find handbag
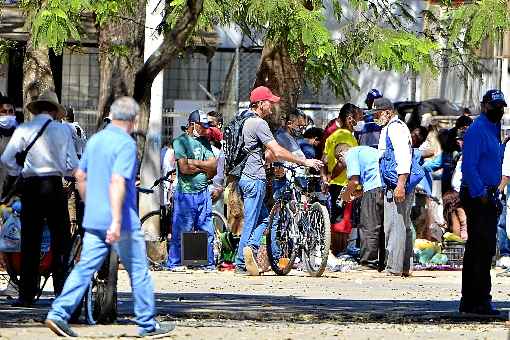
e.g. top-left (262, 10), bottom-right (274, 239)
top-left (379, 120), bottom-right (424, 193)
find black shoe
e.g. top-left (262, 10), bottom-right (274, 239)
top-left (138, 322), bottom-right (176, 338)
top-left (234, 266), bottom-right (248, 275)
top-left (11, 298), bottom-right (33, 307)
top-left (45, 318), bottom-right (78, 337)
top-left (459, 302), bottom-right (501, 316)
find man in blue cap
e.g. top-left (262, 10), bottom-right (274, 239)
top-left (460, 89), bottom-right (507, 316)
top-left (365, 89), bottom-right (383, 110)
top-left (166, 109), bottom-right (217, 270)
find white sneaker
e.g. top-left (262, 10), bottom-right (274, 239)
top-left (0, 280), bottom-right (18, 298)
top-left (243, 246), bottom-right (260, 276)
top-left (497, 256), bottom-right (510, 269)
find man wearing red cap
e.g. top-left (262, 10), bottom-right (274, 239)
top-left (234, 86), bottom-right (322, 276)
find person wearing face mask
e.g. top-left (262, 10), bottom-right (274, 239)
top-left (459, 89), bottom-right (507, 316)
top-left (273, 110), bottom-right (308, 199)
top-left (165, 109), bottom-right (218, 271)
top-left (355, 109), bottom-right (383, 148)
top-left (318, 103), bottom-right (360, 159)
top-left (375, 97), bottom-right (415, 278)
top-left (1, 90), bottom-right (78, 307)
top-left (321, 106), bottom-right (359, 254)
top-left (0, 94), bottom-right (18, 198)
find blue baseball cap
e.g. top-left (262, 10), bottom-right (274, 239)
top-left (181, 109), bottom-right (210, 131)
top-left (482, 89), bottom-right (507, 106)
top-left (366, 89), bottom-right (383, 101)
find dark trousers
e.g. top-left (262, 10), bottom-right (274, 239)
top-left (460, 188), bottom-right (498, 306)
top-left (20, 176), bottom-right (71, 302)
top-left (359, 187), bottom-right (385, 270)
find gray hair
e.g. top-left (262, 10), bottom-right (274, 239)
top-left (110, 97), bottom-right (140, 121)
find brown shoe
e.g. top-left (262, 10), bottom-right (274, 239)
top-left (243, 246), bottom-right (260, 276)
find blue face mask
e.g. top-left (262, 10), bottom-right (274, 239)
top-left (0, 115), bottom-right (17, 130)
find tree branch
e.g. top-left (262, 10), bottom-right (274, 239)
top-left (133, 0), bottom-right (204, 103)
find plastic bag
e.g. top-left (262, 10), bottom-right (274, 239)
top-left (0, 211), bottom-right (21, 252)
top-left (430, 253), bottom-right (448, 265)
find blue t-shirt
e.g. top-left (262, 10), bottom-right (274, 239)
top-left (297, 138), bottom-right (317, 159)
top-left (345, 146), bottom-right (382, 192)
top-left (80, 125), bottom-right (140, 231)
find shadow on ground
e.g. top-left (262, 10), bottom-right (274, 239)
top-left (0, 292), bottom-right (508, 326)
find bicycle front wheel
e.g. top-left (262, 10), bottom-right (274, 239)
top-left (84, 250), bottom-right (118, 325)
top-left (266, 202), bottom-right (298, 276)
top-left (303, 202), bottom-right (331, 277)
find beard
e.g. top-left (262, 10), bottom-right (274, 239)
top-left (486, 109), bottom-right (504, 123)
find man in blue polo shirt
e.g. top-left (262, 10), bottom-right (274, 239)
top-left (342, 146), bottom-right (384, 271)
top-left (460, 89), bottom-right (506, 316)
top-left (46, 97), bottom-right (173, 337)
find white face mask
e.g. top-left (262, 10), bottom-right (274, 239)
top-left (192, 124), bottom-right (201, 138)
top-left (0, 115), bottom-right (17, 130)
top-left (353, 120), bottom-right (365, 132)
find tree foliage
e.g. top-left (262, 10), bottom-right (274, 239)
top-left (423, 0), bottom-right (510, 78)
top-left (7, 0), bottom-right (510, 99)
top-left (165, 0), bottom-right (440, 98)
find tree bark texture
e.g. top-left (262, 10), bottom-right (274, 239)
top-left (96, 0), bottom-right (146, 128)
top-left (254, 41), bottom-right (305, 130)
top-left (132, 0), bottom-right (205, 137)
top-left (22, 38), bottom-right (55, 120)
top-left (96, 0), bottom-right (204, 160)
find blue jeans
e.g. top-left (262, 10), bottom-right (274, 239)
top-left (235, 177), bottom-right (269, 267)
top-left (47, 229), bottom-right (156, 334)
top-left (167, 189), bottom-right (215, 268)
top-left (497, 197), bottom-right (510, 256)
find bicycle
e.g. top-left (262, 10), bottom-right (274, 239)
top-left (266, 165), bottom-right (331, 277)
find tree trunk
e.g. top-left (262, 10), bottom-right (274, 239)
top-left (22, 39), bottom-right (55, 120)
top-left (96, 0), bottom-right (146, 129)
top-left (254, 41), bottom-right (305, 130)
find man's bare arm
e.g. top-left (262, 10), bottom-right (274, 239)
top-left (177, 158), bottom-right (203, 175)
top-left (106, 174), bottom-right (126, 244)
top-left (75, 169), bottom-right (87, 201)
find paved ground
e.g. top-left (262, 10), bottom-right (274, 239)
top-left (0, 268), bottom-right (509, 339)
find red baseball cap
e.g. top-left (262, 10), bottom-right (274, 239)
top-left (249, 86), bottom-right (280, 104)
top-left (207, 126), bottom-right (223, 142)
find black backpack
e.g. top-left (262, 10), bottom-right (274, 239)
top-left (224, 110), bottom-right (257, 178)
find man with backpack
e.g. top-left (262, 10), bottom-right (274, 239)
top-left (224, 86), bottom-right (322, 276)
top-left (376, 97), bottom-right (421, 277)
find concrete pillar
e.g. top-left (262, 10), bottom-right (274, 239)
top-left (139, 0), bottom-right (164, 242)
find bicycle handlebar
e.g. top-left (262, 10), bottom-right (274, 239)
top-left (273, 163), bottom-right (321, 178)
top-left (138, 187), bottom-right (154, 195)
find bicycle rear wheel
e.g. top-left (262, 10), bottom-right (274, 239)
top-left (303, 202), bottom-right (331, 277)
top-left (266, 202), bottom-right (298, 276)
top-left (84, 250), bottom-right (118, 325)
